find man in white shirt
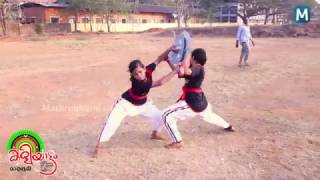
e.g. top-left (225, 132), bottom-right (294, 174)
top-left (236, 18), bottom-right (255, 66)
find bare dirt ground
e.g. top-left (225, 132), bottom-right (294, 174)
top-left (0, 34), bottom-right (319, 180)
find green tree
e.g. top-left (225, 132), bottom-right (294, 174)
top-left (200, 0), bottom-right (220, 23)
top-left (174, 0), bottom-right (184, 28)
top-left (201, 0), bottom-right (273, 23)
top-left (181, 0), bottom-right (202, 27)
top-left (200, 0), bottom-right (264, 23)
top-left (251, 0), bottom-right (287, 24)
top-left (0, 0), bottom-right (23, 36)
top-left (58, 0), bottom-right (89, 32)
top-left (210, 0), bottom-right (318, 24)
top-left (97, 0), bottom-right (129, 32)
top-left (59, 0), bottom-right (130, 33)
top-left (254, 0), bottom-right (317, 24)
top-left (0, 0), bottom-right (7, 35)
top-left (137, 0), bottom-right (175, 6)
top-left (86, 0), bottom-right (100, 32)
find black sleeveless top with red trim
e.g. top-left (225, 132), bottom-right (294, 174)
top-left (179, 65), bottom-right (208, 112)
top-left (122, 63), bottom-right (156, 105)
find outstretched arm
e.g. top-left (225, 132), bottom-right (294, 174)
top-left (152, 66), bottom-right (179, 88)
top-left (250, 38), bottom-right (255, 46)
top-left (166, 59), bottom-right (176, 71)
top-left (152, 47), bottom-right (172, 65)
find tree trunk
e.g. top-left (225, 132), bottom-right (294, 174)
top-left (0, 20), bottom-right (5, 36)
top-left (235, 11), bottom-right (246, 24)
top-left (17, 20), bottom-right (21, 36)
top-left (243, 2), bottom-right (247, 18)
top-left (106, 14), bottom-right (111, 33)
top-left (177, 15), bottom-right (181, 28)
top-left (100, 15), bottom-right (104, 32)
top-left (107, 22), bottom-right (110, 33)
top-left (0, 4), bottom-right (6, 36)
top-left (74, 11), bottom-right (78, 32)
top-left (235, 4), bottom-right (247, 24)
top-left (17, 4), bottom-right (22, 36)
top-left (175, 0), bottom-right (181, 29)
top-left (89, 12), bottom-right (93, 32)
top-left (184, 16), bottom-right (189, 28)
top-left (272, 13), bottom-right (276, 24)
top-left (264, 9), bottom-right (269, 25)
top-left (264, 15), bottom-right (269, 25)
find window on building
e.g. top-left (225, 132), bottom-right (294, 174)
top-left (122, 19), bottom-right (126, 23)
top-left (82, 17), bottom-right (90, 23)
top-left (50, 17), bottom-right (60, 24)
top-left (142, 19), bottom-right (147, 23)
top-left (222, 7), bottom-right (229, 14)
top-left (96, 18), bottom-right (103, 23)
top-left (30, 17), bottom-right (36, 23)
top-left (24, 18), bottom-right (31, 24)
top-left (216, 7), bottom-right (222, 14)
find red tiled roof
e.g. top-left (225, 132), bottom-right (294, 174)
top-left (8, 0), bottom-right (57, 3)
top-left (21, 2), bottom-right (67, 8)
top-left (15, 1), bottom-right (177, 15)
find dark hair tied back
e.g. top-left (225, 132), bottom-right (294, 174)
top-left (128, 59), bottom-right (144, 81)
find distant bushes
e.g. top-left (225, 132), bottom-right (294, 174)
top-left (34, 24), bottom-right (44, 34)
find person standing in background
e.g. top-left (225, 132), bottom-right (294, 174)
top-left (236, 18), bottom-right (255, 67)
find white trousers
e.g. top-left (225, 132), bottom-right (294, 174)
top-left (99, 98), bottom-right (162, 142)
top-left (162, 100), bottom-right (230, 143)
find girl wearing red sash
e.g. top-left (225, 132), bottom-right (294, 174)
top-left (162, 48), bottom-right (234, 149)
top-left (95, 47), bottom-right (178, 153)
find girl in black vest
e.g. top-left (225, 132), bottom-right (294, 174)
top-left (95, 47), bottom-right (178, 155)
top-left (162, 48), bottom-right (234, 149)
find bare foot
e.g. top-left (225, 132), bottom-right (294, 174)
top-left (92, 144), bottom-right (99, 158)
top-left (150, 131), bottom-right (166, 141)
top-left (238, 63), bottom-right (242, 67)
top-left (165, 142), bottom-right (183, 149)
top-left (244, 63), bottom-right (249, 66)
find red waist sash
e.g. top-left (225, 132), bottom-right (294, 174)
top-left (128, 89), bottom-right (147, 100)
top-left (178, 85), bottom-right (202, 101)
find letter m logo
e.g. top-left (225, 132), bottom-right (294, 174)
top-left (293, 5), bottom-right (311, 24)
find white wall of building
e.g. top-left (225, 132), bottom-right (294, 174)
top-left (70, 22), bottom-right (237, 32)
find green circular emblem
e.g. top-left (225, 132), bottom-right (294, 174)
top-left (6, 130), bottom-right (44, 153)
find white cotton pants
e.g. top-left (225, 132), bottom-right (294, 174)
top-left (162, 100), bottom-right (230, 143)
top-left (99, 97), bottom-right (163, 142)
